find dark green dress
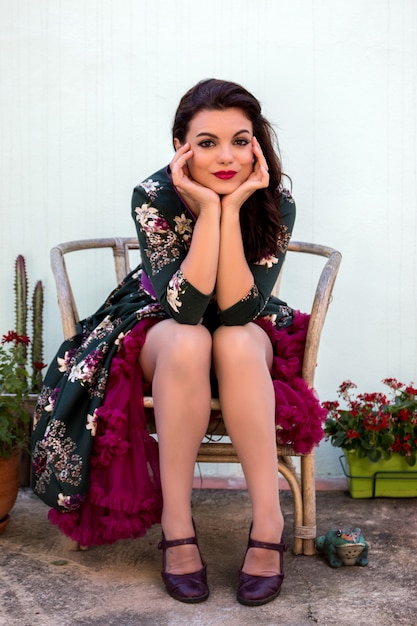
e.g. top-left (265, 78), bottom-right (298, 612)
top-left (31, 167), bottom-right (326, 546)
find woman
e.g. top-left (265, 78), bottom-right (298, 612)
top-left (32, 79), bottom-right (325, 607)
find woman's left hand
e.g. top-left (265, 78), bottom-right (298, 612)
top-left (221, 137), bottom-right (269, 212)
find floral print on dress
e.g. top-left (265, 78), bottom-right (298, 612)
top-left (167, 269), bottom-right (187, 313)
top-left (33, 385), bottom-right (57, 429)
top-left (86, 410), bottom-right (98, 436)
top-left (57, 492), bottom-right (85, 511)
top-left (240, 284), bottom-right (259, 303)
top-left (174, 213), bottom-right (193, 247)
top-left (276, 224), bottom-right (291, 254)
top-left (67, 347), bottom-right (106, 387)
top-left (139, 178), bottom-right (161, 199)
top-left (278, 185), bottom-right (295, 203)
top-left (256, 255), bottom-right (279, 269)
top-left (54, 316), bottom-right (119, 400)
top-left (263, 305), bottom-right (294, 328)
top-left (82, 315), bottom-right (117, 345)
top-left (135, 203), bottom-right (184, 274)
top-left (137, 302), bottom-right (165, 320)
top-left (135, 203), bottom-right (170, 234)
top-left (32, 419), bottom-right (84, 494)
top-left (57, 349), bottom-right (78, 373)
top-left (91, 366), bottom-right (108, 400)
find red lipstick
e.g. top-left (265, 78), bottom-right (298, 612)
top-left (213, 171), bottom-right (237, 180)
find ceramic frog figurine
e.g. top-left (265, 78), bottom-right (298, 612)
top-left (315, 528), bottom-right (369, 568)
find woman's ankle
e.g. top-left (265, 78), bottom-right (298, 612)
top-left (163, 544), bottom-right (203, 575)
top-left (161, 511), bottom-right (195, 540)
top-left (251, 513), bottom-right (284, 543)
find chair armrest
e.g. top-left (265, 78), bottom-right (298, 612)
top-left (287, 242), bottom-right (342, 387)
top-left (50, 245), bottom-right (79, 339)
top-left (50, 237), bottom-right (138, 339)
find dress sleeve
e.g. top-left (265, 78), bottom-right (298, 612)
top-left (131, 181), bottom-right (212, 324)
top-left (220, 190), bottom-right (296, 326)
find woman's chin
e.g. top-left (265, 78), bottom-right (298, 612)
top-left (207, 179), bottom-right (242, 195)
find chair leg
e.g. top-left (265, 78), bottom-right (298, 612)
top-left (277, 459), bottom-right (303, 555)
top-left (300, 452), bottom-right (316, 555)
top-left (66, 539), bottom-right (88, 551)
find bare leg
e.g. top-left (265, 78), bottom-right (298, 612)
top-left (140, 319), bottom-right (212, 574)
top-left (213, 323), bottom-right (284, 576)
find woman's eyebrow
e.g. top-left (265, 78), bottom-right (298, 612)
top-left (195, 129), bottom-right (252, 139)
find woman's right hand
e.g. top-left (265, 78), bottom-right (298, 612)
top-left (170, 143), bottom-right (220, 215)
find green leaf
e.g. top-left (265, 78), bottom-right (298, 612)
top-left (405, 453), bottom-right (416, 467)
top-left (367, 448), bottom-right (382, 463)
top-left (334, 431), bottom-right (346, 447)
top-left (381, 433), bottom-right (395, 448)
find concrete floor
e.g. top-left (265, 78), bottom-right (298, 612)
top-left (1, 487), bottom-right (416, 626)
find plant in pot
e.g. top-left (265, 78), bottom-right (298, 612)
top-left (0, 256), bottom-right (46, 534)
top-left (323, 379), bottom-right (417, 498)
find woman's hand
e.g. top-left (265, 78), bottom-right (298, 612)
top-left (170, 143), bottom-right (220, 214)
top-left (221, 137), bottom-right (269, 213)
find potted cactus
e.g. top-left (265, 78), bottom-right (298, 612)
top-left (0, 256), bottom-right (45, 534)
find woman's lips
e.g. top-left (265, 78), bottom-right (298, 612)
top-left (213, 171), bottom-right (237, 180)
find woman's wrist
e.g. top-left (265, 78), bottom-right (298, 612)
top-left (198, 200), bottom-right (222, 217)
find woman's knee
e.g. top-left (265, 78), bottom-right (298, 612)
top-left (141, 320), bottom-right (212, 381)
top-left (171, 322), bottom-right (212, 362)
top-left (153, 320), bottom-right (212, 366)
top-left (212, 323), bottom-right (272, 370)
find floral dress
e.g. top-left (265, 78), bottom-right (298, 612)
top-left (31, 166), bottom-right (326, 546)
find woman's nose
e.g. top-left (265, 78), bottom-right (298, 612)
top-left (217, 144), bottom-right (233, 164)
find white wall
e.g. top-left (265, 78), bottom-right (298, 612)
top-left (1, 0), bottom-right (416, 479)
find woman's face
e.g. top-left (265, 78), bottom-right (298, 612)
top-left (175, 108), bottom-right (254, 195)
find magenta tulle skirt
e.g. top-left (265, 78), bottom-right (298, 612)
top-left (48, 311), bottom-right (326, 546)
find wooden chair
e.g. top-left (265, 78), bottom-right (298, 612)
top-left (50, 237), bottom-right (341, 555)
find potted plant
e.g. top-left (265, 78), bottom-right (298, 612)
top-left (0, 256), bottom-right (45, 534)
top-left (323, 379), bottom-right (417, 498)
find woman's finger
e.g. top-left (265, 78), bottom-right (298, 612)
top-left (252, 137), bottom-right (269, 172)
top-left (170, 143), bottom-right (192, 171)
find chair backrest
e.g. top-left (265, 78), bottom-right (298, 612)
top-left (50, 238), bottom-right (341, 388)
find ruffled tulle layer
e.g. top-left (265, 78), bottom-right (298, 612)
top-left (49, 318), bottom-right (162, 546)
top-left (255, 312), bottom-right (327, 455)
top-left (49, 311), bottom-right (326, 546)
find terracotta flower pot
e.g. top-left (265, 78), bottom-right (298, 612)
top-left (0, 449), bottom-right (20, 534)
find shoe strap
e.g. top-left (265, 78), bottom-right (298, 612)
top-left (158, 535), bottom-right (198, 550)
top-left (248, 537), bottom-right (287, 553)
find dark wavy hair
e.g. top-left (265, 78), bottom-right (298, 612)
top-left (172, 78), bottom-right (284, 261)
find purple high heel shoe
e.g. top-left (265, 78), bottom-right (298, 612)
top-left (158, 523), bottom-right (209, 604)
top-left (237, 526), bottom-right (287, 606)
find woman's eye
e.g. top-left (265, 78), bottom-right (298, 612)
top-left (198, 140), bottom-right (215, 148)
top-left (235, 138), bottom-right (250, 146)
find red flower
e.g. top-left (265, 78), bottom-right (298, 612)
top-left (1, 330), bottom-right (30, 345)
top-left (339, 380), bottom-right (357, 395)
top-left (382, 377), bottom-right (402, 390)
top-left (346, 429), bottom-right (361, 439)
top-left (2, 331), bottom-right (18, 343)
top-left (322, 400), bottom-right (339, 411)
top-left (33, 361), bottom-right (48, 371)
top-left (398, 408), bottom-right (411, 422)
top-left (324, 378), bottom-right (417, 464)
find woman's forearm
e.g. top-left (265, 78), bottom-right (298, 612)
top-left (180, 204), bottom-right (221, 295)
top-left (215, 208), bottom-right (253, 310)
